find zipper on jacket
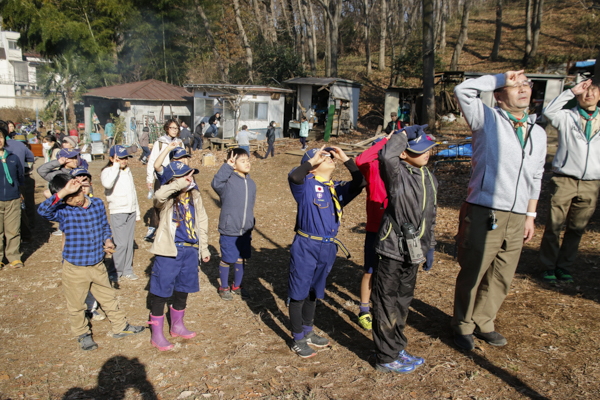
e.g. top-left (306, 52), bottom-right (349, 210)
top-left (510, 123), bottom-right (533, 212)
top-left (582, 142), bottom-right (590, 180)
top-left (241, 178), bottom-right (248, 235)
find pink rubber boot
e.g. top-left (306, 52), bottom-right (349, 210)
top-left (148, 314), bottom-right (174, 351)
top-left (169, 306), bottom-right (196, 339)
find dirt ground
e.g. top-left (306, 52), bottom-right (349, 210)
top-left (1, 132), bottom-right (600, 400)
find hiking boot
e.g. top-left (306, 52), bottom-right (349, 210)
top-left (112, 323), bottom-right (145, 339)
top-left (555, 267), bottom-right (573, 283)
top-left (219, 287), bottom-right (233, 301)
top-left (399, 349), bottom-right (424, 367)
top-left (231, 285), bottom-right (251, 299)
top-left (375, 359), bottom-right (415, 374)
top-left (291, 337), bottom-right (316, 358)
top-left (78, 333), bottom-right (98, 351)
top-left (305, 331), bottom-right (330, 348)
top-left (454, 333), bottom-right (475, 350)
top-left (474, 330), bottom-right (507, 347)
top-left (358, 312), bottom-right (373, 330)
top-left (543, 270), bottom-right (557, 284)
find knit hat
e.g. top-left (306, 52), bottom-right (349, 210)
top-left (62, 136), bottom-right (78, 148)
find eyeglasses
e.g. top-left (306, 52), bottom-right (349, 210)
top-left (168, 126), bottom-right (178, 130)
top-left (510, 80), bottom-right (534, 89)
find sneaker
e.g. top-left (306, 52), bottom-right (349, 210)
top-left (144, 227), bottom-right (156, 242)
top-left (91, 310), bottom-right (105, 321)
top-left (555, 267), bottom-right (573, 283)
top-left (454, 333), bottom-right (475, 350)
top-left (112, 323), bottom-right (145, 339)
top-left (7, 260), bottom-right (24, 269)
top-left (375, 359), bottom-right (415, 374)
top-left (543, 270), bottom-right (557, 284)
top-left (291, 337), bottom-right (316, 358)
top-left (219, 287), bottom-right (233, 301)
top-left (124, 274), bottom-right (139, 281)
top-left (231, 286), bottom-right (251, 299)
top-left (474, 330), bottom-right (507, 347)
top-left (78, 333), bottom-right (98, 351)
top-left (304, 331), bottom-right (330, 348)
top-left (399, 349), bottom-right (424, 367)
top-left (52, 230), bottom-right (63, 236)
top-left (358, 312), bottom-right (373, 330)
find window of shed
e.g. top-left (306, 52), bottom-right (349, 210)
top-left (8, 41), bottom-right (19, 50)
top-left (240, 102), bottom-right (268, 120)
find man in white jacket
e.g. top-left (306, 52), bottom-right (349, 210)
top-left (102, 145), bottom-right (141, 280)
top-left (539, 79), bottom-right (600, 284)
top-left (452, 70), bottom-right (547, 350)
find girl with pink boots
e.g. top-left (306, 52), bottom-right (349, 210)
top-left (147, 161), bottom-right (211, 351)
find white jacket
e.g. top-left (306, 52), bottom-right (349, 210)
top-left (146, 135), bottom-right (183, 184)
top-left (101, 163), bottom-right (141, 219)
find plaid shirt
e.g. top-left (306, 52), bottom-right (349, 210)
top-left (38, 195), bottom-right (113, 266)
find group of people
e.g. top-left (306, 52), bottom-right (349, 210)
top-left (0, 71), bottom-right (597, 373)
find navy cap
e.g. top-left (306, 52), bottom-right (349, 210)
top-left (406, 134), bottom-right (437, 154)
top-left (58, 148), bottom-right (80, 158)
top-left (70, 168), bottom-right (91, 179)
top-left (109, 145), bottom-right (132, 158)
top-left (162, 161), bottom-right (199, 183)
top-left (169, 147), bottom-right (190, 160)
top-left (300, 148), bottom-right (334, 165)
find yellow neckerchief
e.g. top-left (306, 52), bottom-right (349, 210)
top-left (313, 175), bottom-right (342, 221)
top-left (178, 192), bottom-right (197, 240)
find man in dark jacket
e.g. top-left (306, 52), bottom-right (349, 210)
top-left (205, 113), bottom-right (221, 138)
top-left (179, 122), bottom-right (193, 154)
top-left (138, 127), bottom-right (150, 164)
top-left (372, 125), bottom-right (438, 374)
top-left (193, 122), bottom-right (205, 151)
top-left (265, 121), bottom-right (276, 158)
top-left (384, 112), bottom-right (404, 134)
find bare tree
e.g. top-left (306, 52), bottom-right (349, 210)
top-left (296, 0), bottom-right (307, 64)
top-left (423, 0), bottom-right (436, 128)
top-left (490, 0), bottom-right (502, 61)
top-left (363, 0), bottom-right (373, 75)
top-left (524, 0), bottom-right (532, 60)
top-left (252, 0), bottom-right (267, 42)
top-left (194, 0), bottom-right (228, 82)
top-left (439, 0), bottom-right (448, 51)
top-left (232, 0), bottom-right (254, 82)
top-left (379, 0), bottom-right (387, 70)
top-left (318, 0), bottom-right (342, 77)
top-left (266, 0), bottom-right (279, 43)
top-left (523, 0), bottom-right (543, 65)
top-left (280, 0), bottom-right (294, 39)
top-left (302, 0), bottom-right (317, 73)
top-left (449, 0), bottom-right (471, 71)
top-left (309, 1), bottom-right (318, 66)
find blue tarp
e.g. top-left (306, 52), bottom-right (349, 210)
top-left (575, 60), bottom-right (596, 68)
top-left (437, 143), bottom-right (473, 157)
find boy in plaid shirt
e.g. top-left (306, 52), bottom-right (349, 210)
top-left (38, 174), bottom-right (145, 351)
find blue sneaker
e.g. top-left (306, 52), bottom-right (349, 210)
top-left (399, 349), bottom-right (424, 367)
top-left (375, 359), bottom-right (415, 374)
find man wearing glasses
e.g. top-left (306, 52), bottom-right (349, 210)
top-left (539, 79), bottom-right (600, 284)
top-left (451, 71), bottom-right (547, 350)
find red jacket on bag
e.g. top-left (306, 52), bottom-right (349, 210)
top-left (355, 138), bottom-right (389, 233)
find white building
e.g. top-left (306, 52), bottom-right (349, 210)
top-left (0, 29), bottom-right (46, 110)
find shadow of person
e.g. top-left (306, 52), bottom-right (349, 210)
top-left (61, 356), bottom-right (157, 400)
top-left (23, 203), bottom-right (58, 262)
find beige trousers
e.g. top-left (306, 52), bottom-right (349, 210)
top-left (0, 198), bottom-right (22, 263)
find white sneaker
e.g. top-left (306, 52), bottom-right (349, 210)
top-left (124, 274), bottom-right (139, 281)
top-left (91, 310), bottom-right (105, 321)
top-left (52, 230), bottom-right (63, 236)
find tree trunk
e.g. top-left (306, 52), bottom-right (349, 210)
top-left (490, 0), bottom-right (502, 61)
top-left (195, 0), bottom-right (228, 82)
top-left (318, 0), bottom-right (339, 76)
top-left (252, 0), bottom-right (267, 42)
top-left (280, 0), bottom-right (294, 40)
top-left (423, 0), bottom-right (436, 128)
top-left (66, 86), bottom-right (76, 129)
top-left (379, 0), bottom-right (387, 70)
top-left (302, 0), bottom-right (317, 73)
top-left (296, 0), bottom-right (307, 65)
top-left (309, 1), bottom-right (318, 66)
top-left (439, 0), bottom-right (447, 51)
top-left (267, 0), bottom-right (279, 43)
top-left (529, 0), bottom-right (543, 60)
top-left (449, 0), bottom-right (471, 71)
top-left (325, 10), bottom-right (331, 76)
top-left (286, 0), bottom-right (299, 47)
top-left (524, 0), bottom-right (532, 63)
top-left (363, 0), bottom-right (372, 75)
top-left (232, 0), bottom-right (254, 83)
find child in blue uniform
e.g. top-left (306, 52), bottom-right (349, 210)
top-left (288, 145), bottom-right (366, 358)
top-left (211, 148), bottom-right (257, 300)
top-left (148, 162), bottom-right (211, 351)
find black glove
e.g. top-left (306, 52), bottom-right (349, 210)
top-left (401, 124), bottom-right (429, 141)
top-left (423, 248), bottom-right (434, 271)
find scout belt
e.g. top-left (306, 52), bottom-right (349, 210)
top-left (296, 230), bottom-right (351, 259)
top-left (175, 242), bottom-right (199, 249)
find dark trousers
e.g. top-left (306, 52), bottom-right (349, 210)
top-left (372, 256), bottom-right (418, 364)
top-left (300, 137), bottom-right (306, 148)
top-left (20, 174), bottom-right (35, 240)
top-left (192, 137), bottom-right (203, 151)
top-left (266, 142), bottom-right (275, 158)
top-left (140, 146), bottom-right (150, 160)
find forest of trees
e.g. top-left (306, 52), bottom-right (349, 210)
top-left (1, 0), bottom-right (598, 126)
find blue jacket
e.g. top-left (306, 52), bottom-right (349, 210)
top-left (211, 163), bottom-right (257, 236)
top-left (0, 150), bottom-right (24, 201)
top-left (5, 140), bottom-right (34, 173)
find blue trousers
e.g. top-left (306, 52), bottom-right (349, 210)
top-left (288, 234), bottom-right (337, 301)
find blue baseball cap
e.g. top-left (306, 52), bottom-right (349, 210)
top-left (169, 147), bottom-right (190, 160)
top-left (162, 161), bottom-right (199, 183)
top-left (406, 134), bottom-right (437, 154)
top-left (109, 145), bottom-right (132, 158)
top-left (300, 147), bottom-right (335, 165)
top-left (70, 168), bottom-right (91, 179)
top-left (58, 148), bottom-right (80, 158)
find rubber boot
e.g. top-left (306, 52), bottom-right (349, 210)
top-left (169, 306), bottom-right (196, 339)
top-left (148, 314), bottom-right (174, 351)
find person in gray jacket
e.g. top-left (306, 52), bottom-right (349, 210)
top-left (539, 79), bottom-right (600, 284)
top-left (452, 70), bottom-right (547, 350)
top-left (211, 148), bottom-right (257, 301)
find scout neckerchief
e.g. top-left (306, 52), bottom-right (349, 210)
top-left (578, 106), bottom-right (599, 142)
top-left (314, 175), bottom-right (342, 221)
top-left (506, 111), bottom-right (528, 148)
top-left (1, 151), bottom-right (13, 185)
top-left (177, 192), bottom-right (197, 241)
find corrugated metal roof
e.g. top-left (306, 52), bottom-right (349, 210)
top-left (83, 79), bottom-right (192, 101)
top-left (283, 77), bottom-right (362, 87)
top-left (183, 83), bottom-right (293, 94)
